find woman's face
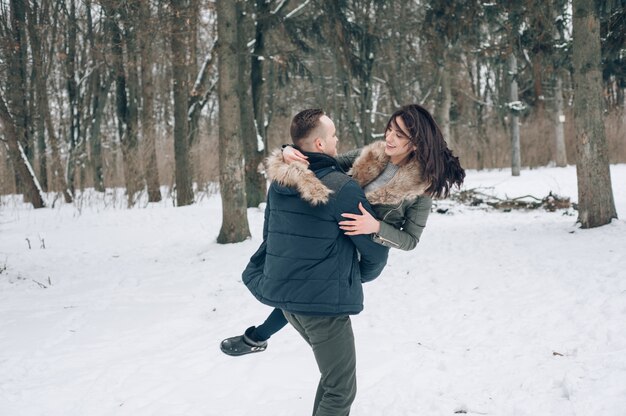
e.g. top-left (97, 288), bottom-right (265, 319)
top-left (384, 116), bottom-right (416, 163)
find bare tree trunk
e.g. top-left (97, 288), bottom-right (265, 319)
top-left (139, 2), bottom-right (161, 203)
top-left (473, 55), bottom-right (488, 170)
top-left (85, 0), bottom-right (108, 192)
top-left (104, 5), bottom-right (144, 205)
top-left (186, 0), bottom-right (202, 148)
top-left (265, 59), bottom-right (276, 138)
top-left (64, 0), bottom-right (79, 195)
top-left (217, 0), bottom-right (251, 243)
top-left (572, 0), bottom-right (617, 228)
top-left (0, 93), bottom-right (45, 208)
top-left (27, 0), bottom-right (48, 192)
top-left (554, 76), bottom-right (567, 167)
top-left (6, 0), bottom-right (32, 198)
top-left (170, 0), bottom-right (194, 206)
top-left (323, 0), bottom-right (362, 147)
top-left (436, 58), bottom-right (452, 144)
top-left (124, 20), bottom-right (143, 206)
top-left (35, 96), bottom-right (48, 191)
top-left (509, 52), bottom-right (521, 176)
top-left (342, 74), bottom-right (361, 147)
top-left (359, 31), bottom-right (376, 145)
top-left (88, 71), bottom-right (112, 193)
top-left (25, 0), bottom-right (71, 203)
top-left (239, 2), bottom-right (265, 208)
top-left (552, 4), bottom-right (568, 169)
top-left (532, 50), bottom-right (544, 116)
top-left (360, 72), bottom-right (373, 145)
top-left (44, 103), bottom-right (73, 202)
top-left (251, 0), bottom-right (269, 145)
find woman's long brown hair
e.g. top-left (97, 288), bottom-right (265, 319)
top-left (386, 104), bottom-right (465, 198)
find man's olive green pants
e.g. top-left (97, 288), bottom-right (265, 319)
top-left (284, 312), bottom-right (357, 416)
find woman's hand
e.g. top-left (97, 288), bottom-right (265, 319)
top-left (339, 202), bottom-right (381, 235)
top-left (282, 145), bottom-right (309, 165)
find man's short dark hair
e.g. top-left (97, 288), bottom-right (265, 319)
top-left (290, 109), bottom-right (324, 145)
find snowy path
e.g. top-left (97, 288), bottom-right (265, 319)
top-left (1, 165), bottom-right (625, 416)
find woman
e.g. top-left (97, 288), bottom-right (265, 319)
top-left (221, 104), bottom-right (465, 356)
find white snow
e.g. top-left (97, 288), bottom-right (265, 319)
top-left (507, 101), bottom-right (527, 112)
top-left (284, 0), bottom-right (311, 20)
top-left (1, 164), bottom-right (625, 416)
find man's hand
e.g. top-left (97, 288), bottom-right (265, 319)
top-left (339, 202), bottom-right (381, 235)
top-left (283, 145), bottom-right (309, 165)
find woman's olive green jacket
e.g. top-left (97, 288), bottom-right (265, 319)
top-left (277, 141), bottom-right (432, 251)
top-left (338, 141), bottom-right (431, 251)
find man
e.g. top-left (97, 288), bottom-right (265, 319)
top-left (242, 109), bottom-right (389, 416)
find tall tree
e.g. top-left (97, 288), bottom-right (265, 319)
top-left (0, 92), bottom-right (46, 208)
top-left (85, 0), bottom-right (110, 193)
top-left (599, 0), bottom-right (626, 110)
top-left (5, 0), bottom-right (31, 197)
top-left (122, 3), bottom-right (144, 205)
top-left (553, 75), bottom-right (567, 167)
top-left (319, 0), bottom-right (385, 147)
top-left (524, 0), bottom-right (554, 116)
top-left (63, 0), bottom-right (80, 195)
top-left (103, 2), bottom-right (145, 205)
top-left (572, 0), bottom-right (617, 228)
top-left (169, 0), bottom-right (194, 206)
top-left (26, 0), bottom-right (47, 191)
top-left (45, 1), bottom-right (73, 202)
top-left (551, 2), bottom-right (569, 167)
top-left (138, 1), bottom-right (162, 203)
top-left (239, 1), bottom-right (265, 208)
top-left (243, 0), bottom-right (285, 208)
top-left (423, 0), bottom-right (483, 146)
top-left (216, 0), bottom-right (251, 243)
top-left (508, 52), bottom-right (521, 176)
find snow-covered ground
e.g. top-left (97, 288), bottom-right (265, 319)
top-left (1, 164), bottom-right (625, 416)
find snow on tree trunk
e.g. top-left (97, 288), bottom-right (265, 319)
top-left (572, 0), bottom-right (617, 228)
top-left (0, 93), bottom-right (46, 208)
top-left (240, 2), bottom-right (267, 208)
top-left (17, 142), bottom-right (46, 203)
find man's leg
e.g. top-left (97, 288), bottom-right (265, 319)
top-left (284, 312), bottom-right (357, 416)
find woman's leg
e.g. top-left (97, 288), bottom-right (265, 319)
top-left (249, 307), bottom-right (289, 341)
top-left (220, 308), bottom-right (288, 356)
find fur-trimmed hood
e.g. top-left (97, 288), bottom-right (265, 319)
top-left (266, 141), bottom-right (429, 206)
top-left (266, 149), bottom-right (333, 205)
top-left (349, 141), bottom-right (428, 205)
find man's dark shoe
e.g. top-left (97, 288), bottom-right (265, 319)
top-left (220, 326), bottom-right (268, 356)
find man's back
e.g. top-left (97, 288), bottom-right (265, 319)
top-left (243, 151), bottom-right (388, 316)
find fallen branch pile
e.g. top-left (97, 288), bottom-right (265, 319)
top-left (448, 188), bottom-right (572, 212)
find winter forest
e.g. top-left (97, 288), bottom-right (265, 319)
top-left (1, 0), bottom-right (626, 415)
top-left (0, 0), bottom-right (624, 225)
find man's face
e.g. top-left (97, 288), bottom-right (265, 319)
top-left (317, 115), bottom-right (339, 157)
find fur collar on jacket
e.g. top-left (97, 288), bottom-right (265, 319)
top-left (266, 141), bottom-right (428, 206)
top-left (348, 141), bottom-right (428, 205)
top-left (266, 149), bottom-right (333, 205)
